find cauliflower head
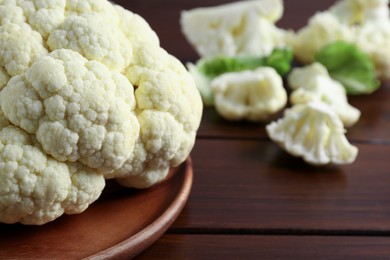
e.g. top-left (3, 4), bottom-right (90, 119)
top-left (211, 67), bottom-right (287, 122)
top-left (180, 0), bottom-right (288, 58)
top-left (266, 102), bottom-right (358, 165)
top-left (0, 0), bottom-right (203, 223)
top-left (288, 63), bottom-right (361, 127)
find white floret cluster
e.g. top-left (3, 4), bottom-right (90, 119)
top-left (181, 0), bottom-right (288, 58)
top-left (265, 62), bottom-right (359, 166)
top-left (181, 0), bottom-right (366, 166)
top-left (0, 0), bottom-right (203, 225)
top-left (293, 0), bottom-right (390, 79)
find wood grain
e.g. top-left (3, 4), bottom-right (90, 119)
top-left (171, 139), bottom-right (390, 232)
top-left (137, 234), bottom-right (390, 259)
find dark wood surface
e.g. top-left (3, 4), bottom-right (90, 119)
top-left (112, 0), bottom-right (390, 258)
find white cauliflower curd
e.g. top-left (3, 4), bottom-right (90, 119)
top-left (288, 63), bottom-right (361, 127)
top-left (0, 109), bottom-right (105, 224)
top-left (0, 0), bottom-right (203, 224)
top-left (292, 0), bottom-right (390, 79)
top-left (180, 0), bottom-right (289, 58)
top-left (211, 67), bottom-right (287, 122)
top-left (266, 102), bottom-right (358, 166)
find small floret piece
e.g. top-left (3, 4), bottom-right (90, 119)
top-left (292, 12), bottom-right (354, 64)
top-left (266, 102), bottom-right (358, 165)
top-left (355, 23), bottom-right (390, 79)
top-left (187, 49), bottom-right (293, 106)
top-left (180, 0), bottom-right (288, 58)
top-left (211, 67), bottom-right (287, 122)
top-left (292, 0), bottom-right (390, 79)
top-left (0, 23), bottom-right (48, 77)
top-left (288, 63), bottom-right (361, 127)
top-left (329, 0), bottom-right (390, 25)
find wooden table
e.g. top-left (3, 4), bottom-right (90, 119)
top-left (113, 0), bottom-right (390, 258)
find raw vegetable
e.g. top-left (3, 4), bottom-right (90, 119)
top-left (266, 101), bottom-right (358, 166)
top-left (292, 0), bottom-right (390, 79)
top-left (211, 67), bottom-right (287, 122)
top-left (329, 0), bottom-right (389, 25)
top-left (188, 49), bottom-right (293, 106)
top-left (315, 41), bottom-right (380, 95)
top-left (288, 63), bottom-right (361, 127)
top-left (0, 0), bottom-right (203, 225)
top-left (180, 0), bottom-right (289, 58)
top-left (0, 109), bottom-right (105, 225)
top-left (292, 12), bottom-right (354, 64)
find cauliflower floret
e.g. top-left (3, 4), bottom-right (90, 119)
top-left (180, 0), bottom-right (288, 58)
top-left (355, 23), bottom-right (390, 79)
top-left (292, 0), bottom-right (390, 78)
top-left (13, 0), bottom-right (67, 38)
top-left (288, 62), bottom-right (328, 90)
top-left (114, 5), bottom-right (160, 48)
top-left (0, 111), bottom-right (105, 225)
top-left (0, 2), bottom-right (25, 26)
top-left (266, 102), bottom-right (358, 165)
top-left (111, 45), bottom-right (202, 188)
top-left (0, 23), bottom-right (48, 77)
top-left (329, 0), bottom-right (390, 25)
top-left (66, 0), bottom-right (119, 23)
top-left (48, 14), bottom-right (132, 72)
top-left (211, 67), bottom-right (287, 122)
top-left (1, 49), bottom-right (140, 174)
top-left (292, 12), bottom-right (354, 63)
top-left (288, 63), bottom-right (361, 127)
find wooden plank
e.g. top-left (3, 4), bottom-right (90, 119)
top-left (171, 139), bottom-right (390, 231)
top-left (137, 234), bottom-right (390, 259)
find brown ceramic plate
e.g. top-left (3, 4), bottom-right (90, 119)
top-left (0, 157), bottom-right (193, 259)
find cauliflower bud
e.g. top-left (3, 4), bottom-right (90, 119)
top-left (0, 0), bottom-right (203, 223)
top-left (180, 0), bottom-right (288, 58)
top-left (266, 102), bottom-right (358, 165)
top-left (112, 43), bottom-right (203, 188)
top-left (292, 0), bottom-right (390, 78)
top-left (211, 67), bottom-right (287, 122)
top-left (288, 63), bottom-right (361, 128)
top-left (0, 110), bottom-right (105, 225)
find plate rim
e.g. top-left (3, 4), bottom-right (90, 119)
top-left (85, 157), bottom-right (193, 259)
